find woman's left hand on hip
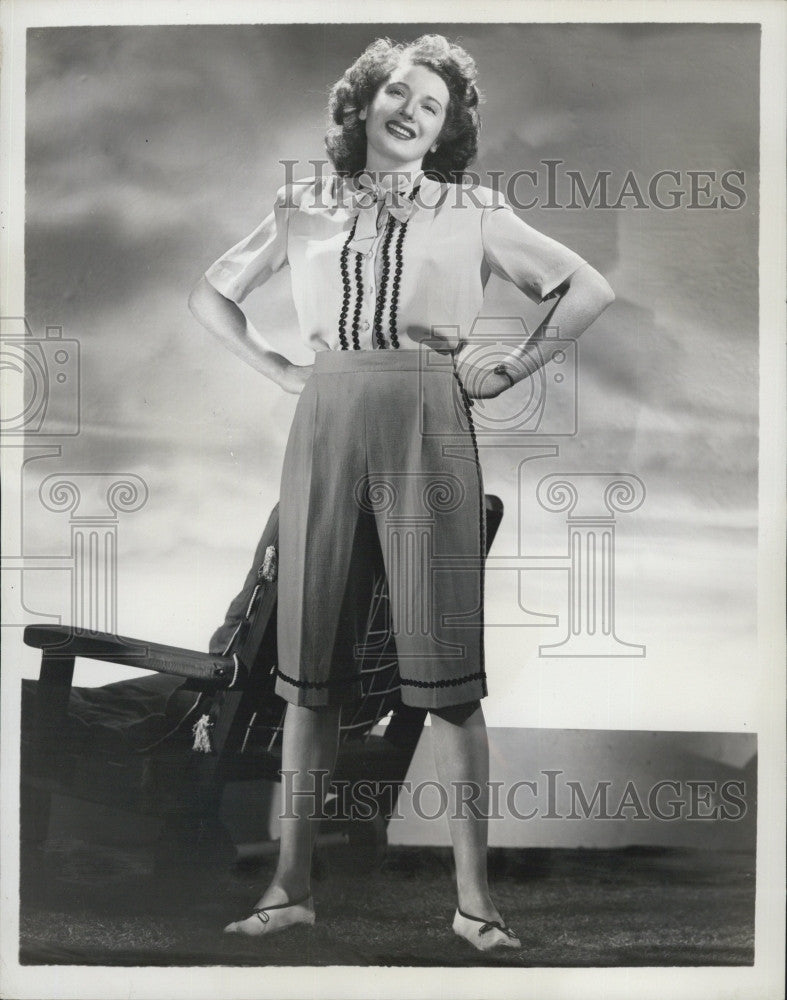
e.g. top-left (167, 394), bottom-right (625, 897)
top-left (455, 360), bottom-right (516, 399)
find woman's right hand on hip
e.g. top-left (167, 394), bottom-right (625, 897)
top-left (278, 362), bottom-right (315, 394)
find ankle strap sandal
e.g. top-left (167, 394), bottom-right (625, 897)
top-left (453, 907), bottom-right (522, 951)
top-left (253, 891), bottom-right (313, 925)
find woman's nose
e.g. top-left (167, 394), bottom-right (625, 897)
top-left (398, 103), bottom-right (415, 120)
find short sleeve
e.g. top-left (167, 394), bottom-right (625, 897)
top-left (204, 184), bottom-right (291, 304)
top-left (481, 193), bottom-right (587, 305)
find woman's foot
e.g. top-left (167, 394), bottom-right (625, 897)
top-left (452, 907), bottom-right (521, 952)
top-left (456, 889), bottom-right (504, 928)
top-left (224, 889), bottom-right (315, 938)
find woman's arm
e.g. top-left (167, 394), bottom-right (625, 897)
top-left (455, 262), bottom-right (615, 399)
top-left (188, 276), bottom-right (313, 394)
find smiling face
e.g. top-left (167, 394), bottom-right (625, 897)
top-left (361, 59), bottom-right (450, 173)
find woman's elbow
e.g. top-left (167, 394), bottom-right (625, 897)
top-left (588, 265), bottom-right (615, 307)
top-left (596, 275), bottom-right (615, 310)
top-left (188, 275), bottom-right (217, 321)
top-left (570, 264), bottom-right (615, 311)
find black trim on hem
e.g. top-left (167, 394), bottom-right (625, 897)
top-left (399, 670), bottom-right (486, 689)
top-left (274, 667), bottom-right (359, 689)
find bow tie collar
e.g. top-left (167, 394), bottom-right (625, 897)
top-left (344, 171), bottom-right (424, 255)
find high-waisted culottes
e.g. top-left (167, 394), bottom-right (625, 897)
top-left (274, 348), bottom-right (487, 710)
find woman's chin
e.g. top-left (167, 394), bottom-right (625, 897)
top-left (369, 138), bottom-right (426, 165)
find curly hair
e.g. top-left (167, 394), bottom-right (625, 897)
top-left (325, 34), bottom-right (482, 184)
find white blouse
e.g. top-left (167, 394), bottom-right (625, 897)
top-left (204, 172), bottom-right (587, 353)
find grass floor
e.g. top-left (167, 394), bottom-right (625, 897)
top-left (19, 840), bottom-right (755, 967)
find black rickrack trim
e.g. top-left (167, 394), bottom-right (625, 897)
top-left (338, 217), bottom-right (359, 351)
top-left (399, 669), bottom-right (486, 689)
top-left (372, 215), bottom-right (397, 349)
top-left (351, 249), bottom-right (364, 350)
top-left (387, 185), bottom-right (419, 350)
top-left (388, 218), bottom-right (410, 349)
top-left (449, 360), bottom-right (487, 685)
top-left (274, 666), bottom-right (359, 689)
top-left (336, 185), bottom-right (420, 351)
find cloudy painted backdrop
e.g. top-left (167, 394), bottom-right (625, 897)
top-left (20, 22), bottom-right (758, 730)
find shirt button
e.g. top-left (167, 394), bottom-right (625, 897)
top-left (360, 320), bottom-right (370, 332)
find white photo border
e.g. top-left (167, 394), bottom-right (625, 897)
top-left (1, 2), bottom-right (784, 998)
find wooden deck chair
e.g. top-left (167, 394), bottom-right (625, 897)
top-left (21, 495), bottom-right (504, 871)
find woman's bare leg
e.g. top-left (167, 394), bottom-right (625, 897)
top-left (430, 700), bottom-right (501, 922)
top-left (225, 701), bottom-right (341, 932)
top-left (266, 702), bottom-right (341, 900)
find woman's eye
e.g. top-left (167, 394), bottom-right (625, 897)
top-left (423, 104), bottom-right (437, 115)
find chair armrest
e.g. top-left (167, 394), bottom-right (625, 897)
top-left (23, 625), bottom-right (236, 686)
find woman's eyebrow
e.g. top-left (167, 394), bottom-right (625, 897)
top-left (389, 80), bottom-right (444, 109)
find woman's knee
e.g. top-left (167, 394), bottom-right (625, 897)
top-left (284, 701), bottom-right (342, 728)
top-left (430, 699), bottom-right (483, 726)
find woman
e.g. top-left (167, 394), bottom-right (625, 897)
top-left (189, 34), bottom-right (614, 952)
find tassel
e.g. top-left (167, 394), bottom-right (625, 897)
top-left (261, 544), bottom-right (278, 583)
top-left (191, 713), bottom-right (214, 754)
